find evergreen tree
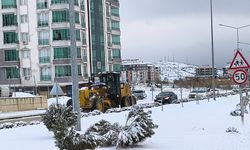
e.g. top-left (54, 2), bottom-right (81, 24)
top-left (116, 106), bottom-right (158, 148)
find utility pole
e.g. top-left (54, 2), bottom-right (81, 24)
top-left (86, 0), bottom-right (93, 77)
top-left (69, 0), bottom-right (81, 131)
top-left (210, 0), bottom-right (216, 100)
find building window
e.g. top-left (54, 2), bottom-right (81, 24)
top-left (52, 10), bottom-right (80, 24)
top-left (20, 15), bottom-right (28, 23)
top-left (55, 65), bottom-right (71, 77)
top-left (80, 0), bottom-right (85, 11)
top-left (52, 10), bottom-right (69, 23)
top-left (2, 0), bottom-right (17, 9)
top-left (37, 12), bottom-right (49, 27)
top-left (112, 49), bottom-right (120, 59)
top-left (3, 13), bottom-right (17, 26)
top-left (112, 34), bottom-right (120, 45)
top-left (81, 13), bottom-right (86, 28)
top-left (82, 31), bottom-right (86, 44)
top-left (75, 12), bottom-right (80, 24)
top-left (4, 49), bottom-right (19, 61)
top-left (37, 0), bottom-right (47, 9)
top-left (54, 47), bottom-right (70, 59)
top-left (76, 29), bottom-right (80, 41)
top-left (4, 32), bottom-right (18, 44)
top-left (20, 0), bottom-right (27, 5)
top-left (51, 0), bottom-right (79, 5)
top-left (53, 29), bottom-right (70, 40)
top-left (22, 68), bottom-right (31, 77)
top-left (20, 32), bottom-right (29, 44)
top-left (39, 48), bottom-right (50, 63)
top-left (6, 67), bottom-right (20, 79)
top-left (113, 64), bottom-right (121, 72)
top-left (38, 31), bottom-right (49, 45)
top-left (40, 67), bottom-right (51, 81)
top-left (21, 49), bottom-right (30, 59)
top-left (54, 47), bottom-right (81, 59)
top-left (111, 20), bottom-right (120, 30)
top-left (111, 6), bottom-right (119, 17)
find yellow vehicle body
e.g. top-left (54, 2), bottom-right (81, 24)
top-left (77, 74), bottom-right (136, 112)
top-left (66, 72), bottom-right (136, 112)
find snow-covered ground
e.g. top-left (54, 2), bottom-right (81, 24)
top-left (0, 85), bottom-right (250, 150)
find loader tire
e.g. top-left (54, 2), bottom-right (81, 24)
top-left (130, 95), bottom-right (137, 105)
top-left (91, 97), bottom-right (104, 112)
top-left (66, 99), bottom-right (72, 107)
top-left (121, 96), bottom-right (131, 108)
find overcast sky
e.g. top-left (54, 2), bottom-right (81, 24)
top-left (119, 0), bottom-right (250, 68)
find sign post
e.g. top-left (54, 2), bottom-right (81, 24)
top-left (229, 49), bottom-right (250, 125)
top-left (150, 85), bottom-right (155, 101)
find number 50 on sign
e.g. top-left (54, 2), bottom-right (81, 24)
top-left (232, 69), bottom-right (248, 84)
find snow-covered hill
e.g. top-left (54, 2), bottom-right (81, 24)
top-left (155, 61), bottom-right (197, 82)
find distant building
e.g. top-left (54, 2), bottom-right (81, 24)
top-left (195, 66), bottom-right (217, 77)
top-left (121, 59), bottom-right (161, 84)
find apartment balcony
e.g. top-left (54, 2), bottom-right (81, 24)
top-left (37, 21), bottom-right (49, 28)
top-left (39, 56), bottom-right (50, 64)
top-left (82, 55), bottom-right (87, 62)
top-left (38, 39), bottom-right (50, 46)
top-left (40, 75), bottom-right (51, 81)
top-left (37, 2), bottom-right (48, 10)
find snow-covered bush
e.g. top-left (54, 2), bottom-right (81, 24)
top-left (42, 104), bottom-right (77, 132)
top-left (116, 106), bottom-right (158, 148)
top-left (0, 121), bottom-right (41, 130)
top-left (0, 122), bottom-right (14, 129)
top-left (49, 105), bottom-right (158, 149)
top-left (226, 127), bottom-right (239, 134)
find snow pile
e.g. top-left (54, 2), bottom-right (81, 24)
top-left (12, 92), bottom-right (35, 97)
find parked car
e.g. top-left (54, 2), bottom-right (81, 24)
top-left (188, 88), bottom-right (212, 99)
top-left (154, 91), bottom-right (178, 104)
top-left (132, 90), bottom-right (147, 100)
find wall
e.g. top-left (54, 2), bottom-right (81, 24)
top-left (0, 96), bottom-right (47, 112)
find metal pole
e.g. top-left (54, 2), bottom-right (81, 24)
top-left (86, 0), bottom-right (93, 77)
top-left (210, 0), bottom-right (216, 100)
top-left (69, 0), bottom-right (81, 131)
top-left (236, 28), bottom-right (239, 50)
top-left (239, 85), bottom-right (244, 125)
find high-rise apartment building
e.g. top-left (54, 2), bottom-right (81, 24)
top-left (0, 0), bottom-right (121, 93)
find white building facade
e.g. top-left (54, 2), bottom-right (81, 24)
top-left (0, 0), bottom-right (121, 93)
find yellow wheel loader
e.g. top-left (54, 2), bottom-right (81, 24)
top-left (67, 72), bottom-right (137, 112)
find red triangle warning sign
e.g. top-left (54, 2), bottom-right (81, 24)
top-left (229, 50), bottom-right (250, 69)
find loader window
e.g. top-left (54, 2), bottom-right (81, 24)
top-left (120, 83), bottom-right (124, 89)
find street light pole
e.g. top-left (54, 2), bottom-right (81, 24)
top-left (219, 24), bottom-right (250, 50)
top-left (210, 0), bottom-right (216, 100)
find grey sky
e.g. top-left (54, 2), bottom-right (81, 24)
top-left (119, 0), bottom-right (250, 68)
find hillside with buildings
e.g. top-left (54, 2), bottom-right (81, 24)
top-left (155, 61), bottom-right (197, 82)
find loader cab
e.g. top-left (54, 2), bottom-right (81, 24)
top-left (99, 72), bottom-right (121, 101)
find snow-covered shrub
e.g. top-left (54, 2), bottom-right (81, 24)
top-left (14, 121), bottom-right (27, 127)
top-left (29, 121), bottom-right (40, 125)
top-left (84, 120), bottom-right (122, 146)
top-left (42, 104), bottom-right (77, 132)
top-left (116, 106), bottom-right (158, 148)
top-left (0, 122), bottom-right (14, 129)
top-left (230, 108), bottom-right (248, 116)
top-left (50, 105), bottom-right (158, 149)
top-left (226, 127), bottom-right (239, 134)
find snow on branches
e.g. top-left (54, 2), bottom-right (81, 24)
top-left (42, 105), bottom-right (158, 149)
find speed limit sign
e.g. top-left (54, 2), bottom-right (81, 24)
top-left (232, 69), bottom-right (248, 84)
